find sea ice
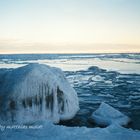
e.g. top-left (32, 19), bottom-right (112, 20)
top-left (91, 102), bottom-right (130, 126)
top-left (91, 75), bottom-right (104, 82)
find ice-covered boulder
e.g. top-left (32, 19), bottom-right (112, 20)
top-left (0, 63), bottom-right (79, 124)
top-left (91, 102), bottom-right (130, 126)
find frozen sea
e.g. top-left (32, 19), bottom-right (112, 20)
top-left (0, 53), bottom-right (140, 130)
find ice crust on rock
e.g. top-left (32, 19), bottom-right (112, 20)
top-left (92, 102), bottom-right (130, 126)
top-left (0, 63), bottom-right (79, 124)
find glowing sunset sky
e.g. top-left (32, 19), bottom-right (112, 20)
top-left (0, 0), bottom-right (140, 53)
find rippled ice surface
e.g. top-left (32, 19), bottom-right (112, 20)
top-left (0, 53), bottom-right (140, 129)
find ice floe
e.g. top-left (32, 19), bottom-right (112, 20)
top-left (91, 75), bottom-right (104, 82)
top-left (91, 102), bottom-right (130, 126)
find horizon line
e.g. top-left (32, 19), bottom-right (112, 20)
top-left (0, 52), bottom-right (140, 55)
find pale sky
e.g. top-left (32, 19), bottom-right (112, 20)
top-left (0, 0), bottom-right (140, 54)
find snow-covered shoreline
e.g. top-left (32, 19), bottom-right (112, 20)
top-left (1, 103), bottom-right (140, 140)
top-left (1, 121), bottom-right (140, 140)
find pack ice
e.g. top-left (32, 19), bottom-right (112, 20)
top-left (92, 102), bottom-right (130, 126)
top-left (0, 63), bottom-right (79, 124)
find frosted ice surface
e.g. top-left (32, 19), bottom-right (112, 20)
top-left (0, 63), bottom-right (79, 124)
top-left (92, 102), bottom-right (130, 126)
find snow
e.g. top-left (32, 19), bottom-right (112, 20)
top-left (91, 102), bottom-right (130, 126)
top-left (0, 63), bottom-right (79, 124)
top-left (1, 121), bottom-right (140, 140)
